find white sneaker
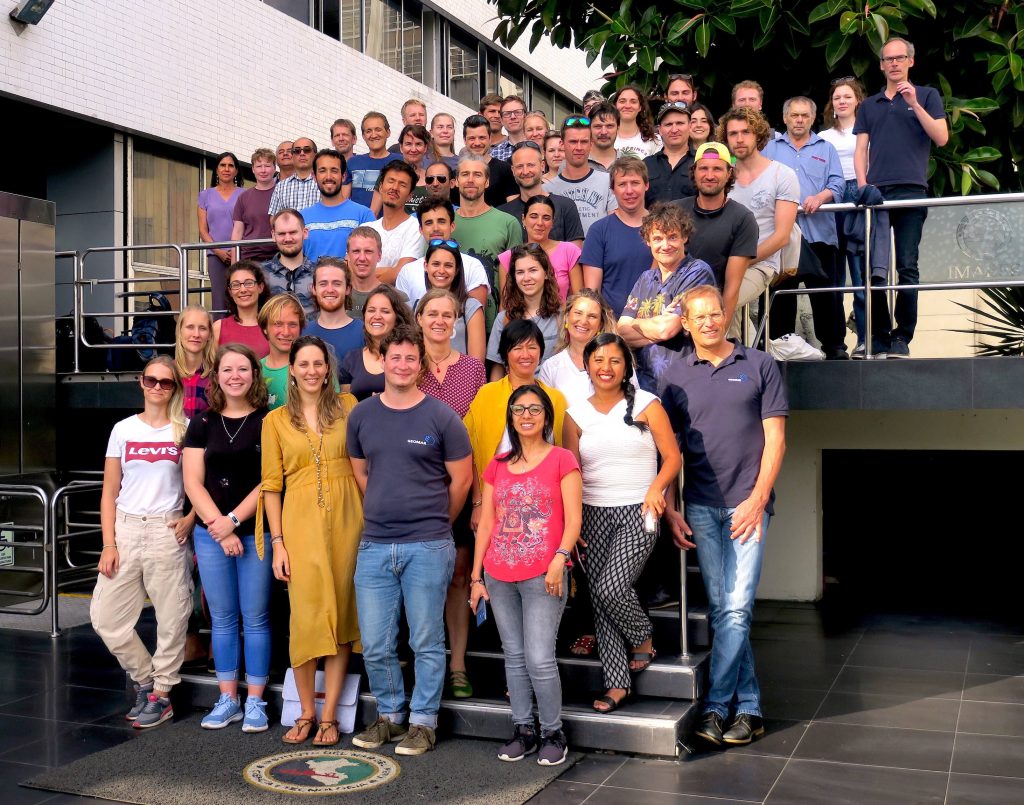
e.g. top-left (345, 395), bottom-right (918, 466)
top-left (767, 333), bottom-right (825, 361)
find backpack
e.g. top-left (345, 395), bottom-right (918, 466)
top-left (107, 293), bottom-right (174, 372)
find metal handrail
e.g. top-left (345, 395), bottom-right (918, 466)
top-left (0, 485), bottom-right (50, 619)
top-left (753, 191), bottom-right (1024, 357)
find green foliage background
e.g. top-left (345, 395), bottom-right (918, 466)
top-left (490, 0), bottom-right (1024, 196)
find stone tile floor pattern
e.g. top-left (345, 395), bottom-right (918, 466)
top-left (1, 603), bottom-right (1021, 804)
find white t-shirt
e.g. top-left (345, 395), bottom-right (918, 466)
top-left (395, 252), bottom-right (491, 308)
top-left (614, 131), bottom-right (661, 159)
top-left (569, 390), bottom-right (659, 506)
top-left (538, 349), bottom-right (639, 410)
top-left (818, 126), bottom-right (857, 181)
top-left (105, 415), bottom-right (185, 515)
top-left (729, 160), bottom-right (801, 276)
top-left (367, 215), bottom-right (426, 267)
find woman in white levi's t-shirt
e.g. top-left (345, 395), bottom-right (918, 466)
top-left (562, 334), bottom-right (682, 715)
top-left (91, 355), bottom-right (195, 730)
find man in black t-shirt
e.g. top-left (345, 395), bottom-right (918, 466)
top-left (673, 143), bottom-right (758, 331)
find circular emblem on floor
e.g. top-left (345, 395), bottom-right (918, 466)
top-left (243, 749), bottom-right (400, 795)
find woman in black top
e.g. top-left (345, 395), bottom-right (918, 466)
top-left (183, 344), bottom-right (272, 733)
top-left (339, 284), bottom-right (414, 400)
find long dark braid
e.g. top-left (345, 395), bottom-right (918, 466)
top-left (621, 377), bottom-right (649, 432)
top-left (583, 332), bottom-right (648, 432)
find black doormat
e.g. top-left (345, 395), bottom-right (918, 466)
top-left (22, 716), bottom-right (579, 804)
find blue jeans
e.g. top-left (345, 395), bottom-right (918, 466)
top-left (192, 526), bottom-right (273, 686)
top-left (485, 570), bottom-right (568, 734)
top-left (355, 538), bottom-right (455, 729)
top-left (685, 503), bottom-right (768, 719)
top-left (879, 184), bottom-right (928, 344)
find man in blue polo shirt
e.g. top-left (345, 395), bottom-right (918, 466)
top-left (662, 284), bottom-right (788, 748)
top-left (301, 150), bottom-right (375, 261)
top-left (854, 36), bottom-right (948, 358)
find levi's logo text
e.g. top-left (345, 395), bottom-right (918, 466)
top-left (125, 442), bottom-right (181, 463)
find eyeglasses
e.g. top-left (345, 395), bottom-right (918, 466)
top-left (881, 54), bottom-right (909, 64)
top-left (291, 145), bottom-right (314, 154)
top-left (511, 140), bottom-right (542, 153)
top-left (424, 175), bottom-right (449, 184)
top-left (830, 75), bottom-right (856, 86)
top-left (563, 116), bottom-right (592, 128)
top-left (428, 238), bottom-right (459, 249)
top-left (667, 73), bottom-right (694, 83)
top-left (141, 375), bottom-right (176, 391)
top-left (510, 403), bottom-right (544, 416)
top-left (687, 311), bottom-right (725, 326)
top-left (500, 109), bottom-right (526, 119)
top-left (228, 279), bottom-right (257, 290)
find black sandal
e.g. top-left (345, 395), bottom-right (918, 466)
top-left (630, 648), bottom-right (657, 673)
top-left (592, 689), bottom-right (631, 714)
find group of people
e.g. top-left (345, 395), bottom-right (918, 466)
top-left (90, 34), bottom-right (946, 759)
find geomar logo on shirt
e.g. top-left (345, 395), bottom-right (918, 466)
top-left (125, 442), bottom-right (181, 463)
top-left (406, 434), bottom-right (438, 447)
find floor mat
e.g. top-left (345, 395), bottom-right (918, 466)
top-left (23, 715), bottom-right (580, 804)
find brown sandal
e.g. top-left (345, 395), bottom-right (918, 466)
top-left (313, 719), bottom-right (340, 747)
top-left (282, 717), bottom-right (316, 744)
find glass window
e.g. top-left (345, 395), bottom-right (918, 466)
top-left (448, 30), bottom-right (479, 109)
top-left (483, 47), bottom-right (500, 95)
top-left (340, 0), bottom-right (361, 50)
top-left (554, 94), bottom-right (577, 129)
top-left (498, 63), bottom-right (523, 99)
top-left (263, 0), bottom-right (311, 25)
top-left (320, 0), bottom-right (340, 39)
top-left (364, 0), bottom-right (422, 83)
top-left (131, 140), bottom-right (201, 272)
top-left (531, 80), bottom-right (555, 120)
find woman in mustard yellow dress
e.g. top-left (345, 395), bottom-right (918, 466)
top-left (260, 335), bottom-right (363, 747)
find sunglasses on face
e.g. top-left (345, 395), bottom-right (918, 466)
top-left (429, 238), bottom-right (459, 249)
top-left (141, 375), bottom-right (176, 391)
top-left (291, 146), bottom-right (314, 155)
top-left (563, 116), bottom-right (592, 128)
top-left (510, 403), bottom-right (544, 416)
top-left (424, 175), bottom-right (449, 184)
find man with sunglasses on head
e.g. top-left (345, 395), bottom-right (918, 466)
top-left (588, 103), bottom-right (620, 170)
top-left (853, 36), bottom-right (947, 359)
top-left (490, 96), bottom-right (529, 162)
top-left (544, 116), bottom-right (617, 236)
top-left (268, 137), bottom-right (321, 215)
top-left (645, 102), bottom-right (696, 206)
top-left (665, 74), bottom-right (698, 106)
top-left (499, 141), bottom-right (584, 247)
top-left (396, 198), bottom-right (491, 309)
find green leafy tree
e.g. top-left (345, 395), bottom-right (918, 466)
top-left (491, 0), bottom-right (1023, 195)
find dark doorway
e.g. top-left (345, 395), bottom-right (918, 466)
top-left (823, 450), bottom-right (1024, 621)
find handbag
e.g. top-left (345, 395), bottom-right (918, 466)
top-left (281, 669), bottom-right (361, 734)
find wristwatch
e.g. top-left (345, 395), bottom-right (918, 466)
top-left (227, 511), bottom-right (240, 527)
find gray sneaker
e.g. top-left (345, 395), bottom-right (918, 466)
top-left (351, 715), bottom-right (408, 749)
top-left (133, 694), bottom-right (173, 729)
top-left (395, 724), bottom-right (436, 756)
top-left (537, 729), bottom-right (568, 766)
top-left (498, 724), bottom-right (538, 761)
top-left (126, 682), bottom-right (153, 721)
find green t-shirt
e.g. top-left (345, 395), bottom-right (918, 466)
top-left (261, 359), bottom-right (290, 410)
top-left (454, 208), bottom-right (523, 287)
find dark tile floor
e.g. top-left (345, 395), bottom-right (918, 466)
top-left (2, 604), bottom-right (1022, 804)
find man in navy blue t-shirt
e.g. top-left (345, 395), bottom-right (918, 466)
top-left (347, 325), bottom-right (473, 757)
top-left (661, 284), bottom-right (788, 749)
top-left (854, 37), bottom-right (948, 358)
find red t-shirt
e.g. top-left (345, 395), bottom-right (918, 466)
top-left (482, 446), bottom-right (579, 582)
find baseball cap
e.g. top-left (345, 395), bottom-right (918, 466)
top-left (656, 101), bottom-right (691, 123)
top-left (695, 142), bottom-right (735, 164)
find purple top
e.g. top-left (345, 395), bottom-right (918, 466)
top-left (199, 186), bottom-right (245, 255)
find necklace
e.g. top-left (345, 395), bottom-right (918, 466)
top-left (303, 427), bottom-right (326, 508)
top-left (428, 350), bottom-right (454, 375)
top-left (221, 412), bottom-right (250, 444)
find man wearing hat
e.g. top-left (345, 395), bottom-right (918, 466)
top-left (644, 102), bottom-right (696, 206)
top-left (673, 143), bottom-right (759, 329)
